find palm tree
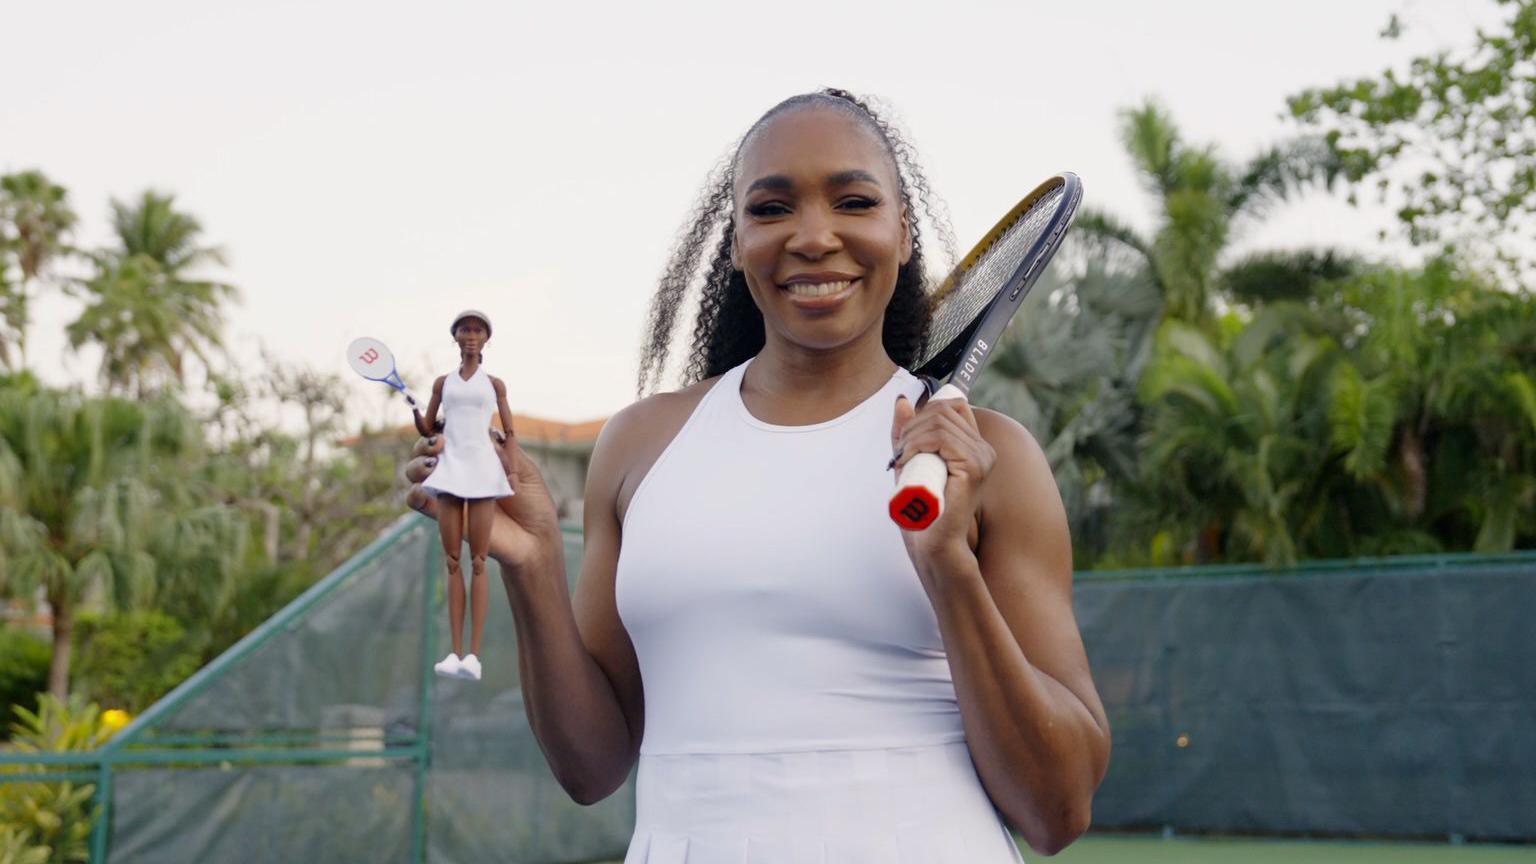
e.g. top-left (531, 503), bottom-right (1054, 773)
top-left (68, 191), bottom-right (236, 397)
top-left (969, 249), bottom-right (1162, 560)
top-left (0, 388), bottom-right (203, 698)
top-left (1078, 101), bottom-right (1346, 327)
top-left (1135, 310), bottom-right (1348, 565)
top-left (0, 171), bottom-right (78, 370)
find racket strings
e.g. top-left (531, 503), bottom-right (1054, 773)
top-left (920, 186), bottom-right (1065, 369)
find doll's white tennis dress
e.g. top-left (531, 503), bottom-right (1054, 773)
top-left (420, 367), bottom-right (514, 500)
top-left (615, 359), bottom-right (1026, 863)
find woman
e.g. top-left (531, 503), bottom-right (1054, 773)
top-left (406, 89), bottom-right (1109, 861)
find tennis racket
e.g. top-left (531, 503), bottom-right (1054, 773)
top-left (346, 336), bottom-right (422, 408)
top-left (890, 172), bottom-right (1083, 531)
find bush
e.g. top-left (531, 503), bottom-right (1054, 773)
top-left (0, 827), bottom-right (49, 864)
top-left (0, 695), bottom-right (110, 864)
top-left (0, 630), bottom-right (48, 740)
top-left (71, 611), bottom-right (200, 714)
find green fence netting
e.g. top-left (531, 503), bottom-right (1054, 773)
top-left (3, 517), bottom-right (1532, 861)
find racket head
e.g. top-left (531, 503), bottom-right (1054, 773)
top-left (914, 173), bottom-right (1083, 391)
top-left (347, 337), bottom-right (401, 383)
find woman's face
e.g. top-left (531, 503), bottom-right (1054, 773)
top-left (732, 106), bottom-right (911, 356)
top-left (454, 318), bottom-right (489, 354)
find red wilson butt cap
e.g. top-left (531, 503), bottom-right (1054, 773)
top-left (889, 486), bottom-right (941, 531)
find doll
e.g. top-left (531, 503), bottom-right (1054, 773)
top-left (415, 309), bottom-right (516, 681)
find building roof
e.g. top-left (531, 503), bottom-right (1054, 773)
top-left (343, 413), bottom-right (607, 449)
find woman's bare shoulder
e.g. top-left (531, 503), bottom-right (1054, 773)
top-left (585, 376), bottom-right (724, 522)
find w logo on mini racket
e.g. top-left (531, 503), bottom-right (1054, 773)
top-left (359, 348), bottom-right (380, 365)
top-left (899, 499), bottom-right (929, 523)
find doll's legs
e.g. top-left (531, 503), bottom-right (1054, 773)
top-left (466, 497), bottom-right (495, 657)
top-left (436, 494), bottom-right (468, 658)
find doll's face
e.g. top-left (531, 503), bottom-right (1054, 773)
top-left (454, 318), bottom-right (489, 355)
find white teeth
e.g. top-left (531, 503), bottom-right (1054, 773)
top-left (784, 279), bottom-right (853, 297)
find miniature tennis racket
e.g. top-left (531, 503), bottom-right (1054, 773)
top-left (346, 336), bottom-right (421, 408)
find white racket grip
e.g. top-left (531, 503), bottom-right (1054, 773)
top-left (888, 383), bottom-right (967, 530)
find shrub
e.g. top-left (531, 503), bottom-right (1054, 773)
top-left (0, 630), bottom-right (48, 740)
top-left (71, 611), bottom-right (200, 714)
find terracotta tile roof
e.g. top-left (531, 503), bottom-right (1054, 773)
top-left (344, 413), bottom-right (606, 448)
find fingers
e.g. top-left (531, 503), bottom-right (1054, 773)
top-left (891, 394), bottom-right (916, 451)
top-left (405, 483), bottom-right (440, 519)
top-left (893, 398), bottom-right (990, 472)
top-left (404, 453), bottom-right (439, 484)
top-left (412, 435), bottom-right (445, 458)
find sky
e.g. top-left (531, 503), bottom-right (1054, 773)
top-left (0, 0), bottom-right (1506, 426)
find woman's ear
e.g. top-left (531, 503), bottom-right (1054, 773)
top-left (729, 220), bottom-right (742, 271)
top-left (900, 207), bottom-right (913, 266)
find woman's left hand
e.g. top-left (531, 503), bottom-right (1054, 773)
top-left (890, 392), bottom-right (997, 575)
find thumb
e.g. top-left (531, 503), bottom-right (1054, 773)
top-left (892, 394), bottom-right (916, 450)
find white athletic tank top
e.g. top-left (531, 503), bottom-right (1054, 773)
top-left (615, 358), bottom-right (964, 755)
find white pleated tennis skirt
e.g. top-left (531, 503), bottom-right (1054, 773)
top-left (623, 741), bottom-right (1027, 864)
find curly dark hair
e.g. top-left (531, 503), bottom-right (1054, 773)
top-left (636, 88), bottom-right (957, 396)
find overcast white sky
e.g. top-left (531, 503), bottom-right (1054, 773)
top-left (1, 0), bottom-right (1504, 426)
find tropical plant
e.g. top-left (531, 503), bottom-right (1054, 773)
top-left (0, 172), bottom-right (77, 371)
top-left (67, 191), bottom-right (236, 397)
top-left (1133, 313), bottom-right (1345, 565)
top-left (0, 695), bottom-right (112, 864)
top-left (969, 248), bottom-right (1162, 560)
top-left (1078, 101), bottom-right (1348, 326)
top-left (0, 826), bottom-right (48, 864)
top-left (0, 630), bottom-right (49, 739)
top-left (0, 388), bottom-right (205, 697)
top-left (70, 611), bottom-right (201, 714)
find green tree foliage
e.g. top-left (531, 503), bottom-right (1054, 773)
top-left (969, 247), bottom-right (1162, 560)
top-left (0, 826), bottom-right (49, 864)
top-left (0, 172), bottom-right (77, 371)
top-left (0, 630), bottom-right (48, 737)
top-left (1289, 0), bottom-right (1536, 276)
top-left (1077, 101), bottom-right (1348, 327)
top-left (67, 191), bottom-right (236, 397)
top-left (1125, 260), bottom-right (1536, 566)
top-left (0, 389), bottom-right (222, 698)
top-left (0, 695), bottom-right (111, 864)
top-left (69, 611), bottom-right (200, 714)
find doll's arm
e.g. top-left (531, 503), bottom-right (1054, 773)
top-left (491, 376), bottom-right (516, 444)
top-left (415, 376), bottom-right (446, 438)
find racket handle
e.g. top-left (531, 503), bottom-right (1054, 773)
top-left (890, 453), bottom-right (947, 530)
top-left (888, 383), bottom-right (967, 531)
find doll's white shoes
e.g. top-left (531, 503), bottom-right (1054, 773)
top-left (433, 653), bottom-right (463, 678)
top-left (456, 654), bottom-right (482, 681)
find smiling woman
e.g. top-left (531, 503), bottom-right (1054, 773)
top-left (405, 88), bottom-right (1109, 863)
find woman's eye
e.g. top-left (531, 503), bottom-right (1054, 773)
top-left (746, 202), bottom-right (790, 217)
top-left (838, 197), bottom-right (880, 210)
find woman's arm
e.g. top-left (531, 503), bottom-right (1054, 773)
top-left (892, 400), bottom-right (1110, 855)
top-left (505, 406), bottom-right (646, 803)
top-left (490, 376), bottom-right (517, 443)
top-left (414, 376), bottom-right (446, 438)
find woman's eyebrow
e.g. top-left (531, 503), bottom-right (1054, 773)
top-left (827, 169), bottom-right (880, 187)
top-left (745, 169), bottom-right (881, 195)
top-left (745, 175), bottom-right (793, 194)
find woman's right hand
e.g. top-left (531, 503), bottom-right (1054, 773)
top-left (404, 431), bottom-right (564, 573)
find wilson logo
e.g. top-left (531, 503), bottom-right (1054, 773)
top-left (359, 348), bottom-right (380, 365)
top-left (899, 498), bottom-right (930, 523)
